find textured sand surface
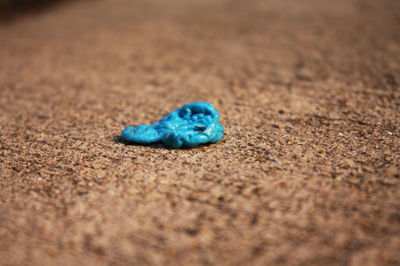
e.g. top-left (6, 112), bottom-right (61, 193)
top-left (0, 0), bottom-right (400, 265)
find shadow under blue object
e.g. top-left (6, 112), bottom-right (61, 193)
top-left (121, 102), bottom-right (224, 149)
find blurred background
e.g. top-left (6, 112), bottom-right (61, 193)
top-left (0, 0), bottom-right (399, 265)
top-left (0, 0), bottom-right (67, 20)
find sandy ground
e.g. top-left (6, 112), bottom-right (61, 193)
top-left (0, 0), bottom-right (400, 265)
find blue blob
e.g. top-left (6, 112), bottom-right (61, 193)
top-left (121, 102), bottom-right (224, 148)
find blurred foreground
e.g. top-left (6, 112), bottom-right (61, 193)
top-left (0, 0), bottom-right (399, 265)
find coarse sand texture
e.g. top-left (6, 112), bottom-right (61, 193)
top-left (0, 0), bottom-right (399, 265)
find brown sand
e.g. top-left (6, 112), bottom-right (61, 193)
top-left (0, 0), bottom-right (400, 265)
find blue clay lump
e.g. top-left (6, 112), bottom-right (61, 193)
top-left (121, 102), bottom-right (224, 148)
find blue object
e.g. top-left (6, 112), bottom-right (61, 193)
top-left (121, 102), bottom-right (224, 148)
